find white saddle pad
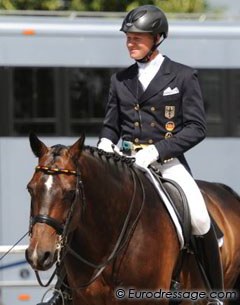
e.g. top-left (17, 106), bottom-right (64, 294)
top-left (135, 164), bottom-right (184, 249)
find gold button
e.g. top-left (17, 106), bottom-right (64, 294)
top-left (134, 104), bottom-right (139, 111)
top-left (134, 138), bottom-right (139, 143)
top-left (151, 107), bottom-right (156, 112)
top-left (134, 122), bottom-right (139, 127)
top-left (165, 132), bottom-right (173, 139)
top-left (148, 139), bottom-right (153, 144)
top-left (150, 122), bottom-right (155, 127)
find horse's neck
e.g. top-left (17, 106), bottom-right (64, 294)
top-left (77, 151), bottom-right (133, 252)
top-left (81, 151), bottom-right (131, 216)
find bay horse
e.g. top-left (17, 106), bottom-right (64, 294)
top-left (25, 133), bottom-right (240, 305)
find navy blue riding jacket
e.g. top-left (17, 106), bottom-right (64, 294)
top-left (100, 56), bottom-right (206, 171)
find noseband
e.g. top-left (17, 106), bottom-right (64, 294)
top-left (30, 165), bottom-right (84, 239)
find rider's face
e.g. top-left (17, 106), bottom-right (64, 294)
top-left (126, 32), bottom-right (155, 60)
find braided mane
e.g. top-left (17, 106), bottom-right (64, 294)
top-left (83, 145), bottom-right (135, 167)
top-left (49, 144), bottom-right (135, 169)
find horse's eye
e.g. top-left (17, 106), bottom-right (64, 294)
top-left (63, 190), bottom-right (76, 202)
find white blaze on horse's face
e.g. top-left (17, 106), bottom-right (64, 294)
top-left (45, 175), bottom-right (53, 191)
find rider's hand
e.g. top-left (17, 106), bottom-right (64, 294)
top-left (97, 138), bottom-right (122, 155)
top-left (134, 145), bottom-right (159, 168)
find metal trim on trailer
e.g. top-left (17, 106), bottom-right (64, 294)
top-left (0, 14), bottom-right (240, 67)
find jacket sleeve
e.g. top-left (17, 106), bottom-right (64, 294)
top-left (100, 74), bottom-right (121, 144)
top-left (155, 69), bottom-right (206, 162)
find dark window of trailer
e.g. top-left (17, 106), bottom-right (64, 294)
top-left (0, 67), bottom-right (239, 137)
top-left (198, 69), bottom-right (240, 137)
top-left (198, 69), bottom-right (228, 136)
top-left (0, 67), bottom-right (117, 136)
top-left (0, 67), bottom-right (57, 135)
top-left (68, 68), bottom-right (118, 135)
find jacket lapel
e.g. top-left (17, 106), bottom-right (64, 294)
top-left (139, 56), bottom-right (176, 103)
top-left (123, 63), bottom-right (139, 98)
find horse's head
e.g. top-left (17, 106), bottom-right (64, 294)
top-left (25, 133), bottom-right (85, 271)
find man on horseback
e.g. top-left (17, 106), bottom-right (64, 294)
top-left (97, 5), bottom-right (224, 305)
top-left (41, 5), bottom-right (224, 305)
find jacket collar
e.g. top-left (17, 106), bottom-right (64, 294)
top-left (123, 56), bottom-right (176, 103)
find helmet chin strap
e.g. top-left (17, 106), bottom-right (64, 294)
top-left (136, 36), bottom-right (165, 63)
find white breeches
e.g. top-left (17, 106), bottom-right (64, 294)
top-left (158, 158), bottom-right (211, 235)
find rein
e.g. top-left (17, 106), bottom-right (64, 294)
top-left (65, 165), bottom-right (146, 288)
top-left (30, 157), bottom-right (146, 290)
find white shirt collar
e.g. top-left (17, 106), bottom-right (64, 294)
top-left (137, 53), bottom-right (165, 91)
top-left (137, 53), bottom-right (164, 70)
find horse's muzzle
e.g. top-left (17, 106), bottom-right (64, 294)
top-left (25, 245), bottom-right (56, 271)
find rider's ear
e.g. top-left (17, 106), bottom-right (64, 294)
top-left (69, 133), bottom-right (85, 162)
top-left (29, 132), bottom-right (48, 158)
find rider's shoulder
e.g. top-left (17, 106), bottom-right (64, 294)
top-left (165, 56), bottom-right (197, 76)
top-left (113, 64), bottom-right (138, 82)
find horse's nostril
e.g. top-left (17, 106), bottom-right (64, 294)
top-left (42, 251), bottom-right (51, 263)
top-left (37, 251), bottom-right (52, 267)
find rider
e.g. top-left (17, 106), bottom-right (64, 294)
top-left (98, 4), bottom-right (224, 305)
top-left (41, 5), bottom-right (223, 305)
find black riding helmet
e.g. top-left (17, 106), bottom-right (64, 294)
top-left (120, 5), bottom-right (168, 63)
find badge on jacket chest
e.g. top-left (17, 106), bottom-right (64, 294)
top-left (165, 106), bottom-right (175, 119)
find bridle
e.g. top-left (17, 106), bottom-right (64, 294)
top-left (30, 165), bottom-right (83, 240)
top-left (29, 164), bottom-right (84, 287)
top-left (29, 161), bottom-right (145, 289)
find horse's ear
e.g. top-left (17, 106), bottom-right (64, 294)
top-left (29, 132), bottom-right (48, 158)
top-left (69, 133), bottom-right (85, 161)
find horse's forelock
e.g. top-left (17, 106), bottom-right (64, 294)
top-left (50, 144), bottom-right (68, 159)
